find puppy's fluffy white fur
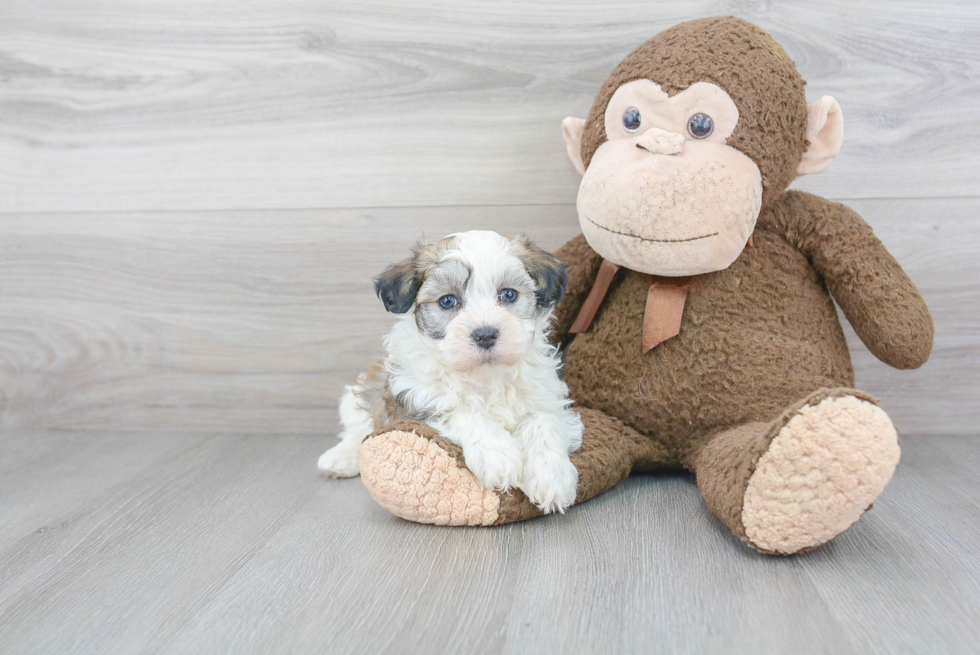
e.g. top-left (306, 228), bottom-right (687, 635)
top-left (318, 230), bottom-right (583, 514)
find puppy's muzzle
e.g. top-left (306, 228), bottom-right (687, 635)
top-left (471, 327), bottom-right (499, 350)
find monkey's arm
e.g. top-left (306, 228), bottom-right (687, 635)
top-left (551, 234), bottom-right (604, 342)
top-left (771, 191), bottom-right (934, 369)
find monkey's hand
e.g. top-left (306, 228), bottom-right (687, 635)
top-left (775, 190), bottom-right (934, 369)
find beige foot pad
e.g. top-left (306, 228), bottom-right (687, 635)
top-left (359, 430), bottom-right (501, 526)
top-left (742, 395), bottom-right (900, 554)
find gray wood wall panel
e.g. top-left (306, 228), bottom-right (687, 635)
top-left (1, 1), bottom-right (977, 434)
top-left (0, 197), bottom-right (973, 435)
top-left (1, 1), bottom-right (978, 213)
top-left (0, 199), bottom-right (974, 435)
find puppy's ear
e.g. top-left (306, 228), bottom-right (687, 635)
top-left (515, 235), bottom-right (568, 308)
top-left (374, 256), bottom-right (418, 314)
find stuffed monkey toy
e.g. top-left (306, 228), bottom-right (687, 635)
top-left (355, 16), bottom-right (933, 554)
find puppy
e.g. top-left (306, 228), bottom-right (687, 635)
top-left (317, 230), bottom-right (584, 514)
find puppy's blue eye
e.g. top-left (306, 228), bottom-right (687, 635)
top-left (623, 107), bottom-right (641, 132)
top-left (687, 113), bottom-right (714, 139)
top-left (499, 288), bottom-right (518, 304)
top-left (438, 295), bottom-right (458, 310)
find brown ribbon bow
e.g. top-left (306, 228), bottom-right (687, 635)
top-left (569, 260), bottom-right (690, 353)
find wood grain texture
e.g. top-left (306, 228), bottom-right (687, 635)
top-left (0, 433), bottom-right (326, 654)
top-left (0, 430), bottom-right (208, 541)
top-left (0, 0), bottom-right (975, 433)
top-left (797, 437), bottom-right (980, 654)
top-left (1, 0), bottom-right (978, 213)
top-left (1, 4), bottom-right (976, 653)
top-left (0, 198), bottom-right (973, 436)
top-left (0, 431), bottom-right (977, 654)
top-left (0, 205), bottom-right (578, 433)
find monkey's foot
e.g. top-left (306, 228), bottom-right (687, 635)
top-left (742, 394), bottom-right (901, 554)
top-left (360, 428), bottom-right (543, 526)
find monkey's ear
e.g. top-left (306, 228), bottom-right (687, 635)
top-left (373, 257), bottom-right (418, 314)
top-left (515, 236), bottom-right (569, 308)
top-left (797, 96), bottom-right (844, 176)
top-left (562, 117), bottom-right (587, 176)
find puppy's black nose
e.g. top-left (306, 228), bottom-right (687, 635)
top-left (472, 327), bottom-right (498, 350)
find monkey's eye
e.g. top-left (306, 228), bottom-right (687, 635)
top-left (498, 288), bottom-right (518, 304)
top-left (687, 113), bottom-right (714, 139)
top-left (438, 295), bottom-right (458, 310)
top-left (622, 107), bottom-right (642, 132)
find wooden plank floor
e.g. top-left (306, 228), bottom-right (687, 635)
top-left (0, 431), bottom-right (977, 655)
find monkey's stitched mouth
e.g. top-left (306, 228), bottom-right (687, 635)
top-left (584, 216), bottom-right (718, 244)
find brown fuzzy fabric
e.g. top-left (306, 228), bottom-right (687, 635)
top-left (694, 387), bottom-right (880, 552)
top-left (370, 420), bottom-right (547, 525)
top-left (545, 190), bottom-right (932, 551)
top-left (356, 18), bottom-right (933, 554)
top-left (561, 224), bottom-right (853, 456)
top-left (553, 234), bottom-right (605, 340)
top-left (763, 192), bottom-right (934, 369)
top-left (493, 406), bottom-right (671, 524)
top-left (368, 419), bottom-right (465, 465)
top-left (368, 408), bottom-right (669, 526)
top-left (559, 192), bottom-right (931, 455)
top-left (362, 191), bottom-right (931, 547)
top-left (580, 16), bottom-right (808, 209)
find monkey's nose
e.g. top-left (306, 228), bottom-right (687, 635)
top-left (635, 127), bottom-right (684, 155)
top-left (472, 327), bottom-right (499, 350)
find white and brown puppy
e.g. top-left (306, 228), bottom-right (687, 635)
top-left (318, 230), bottom-right (583, 514)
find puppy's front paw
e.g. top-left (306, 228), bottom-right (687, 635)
top-left (521, 454), bottom-right (578, 514)
top-left (464, 439), bottom-right (523, 493)
top-left (318, 443), bottom-right (361, 478)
